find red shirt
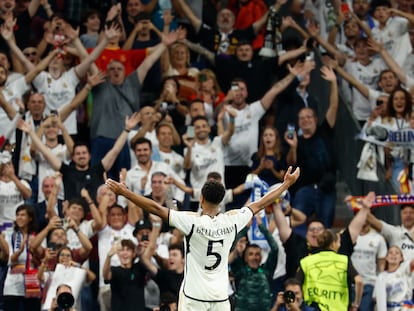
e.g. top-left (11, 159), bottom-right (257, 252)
top-left (88, 47), bottom-right (147, 75)
top-left (227, 0), bottom-right (267, 50)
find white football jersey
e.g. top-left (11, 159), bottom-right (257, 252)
top-left (169, 207), bottom-right (253, 301)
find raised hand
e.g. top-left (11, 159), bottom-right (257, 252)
top-left (0, 21), bottom-right (14, 42)
top-left (125, 112), bottom-right (140, 130)
top-left (283, 166), bottom-right (300, 186)
top-left (106, 4), bottom-right (121, 22)
top-left (119, 168), bottom-right (127, 184)
top-left (87, 71), bottom-right (107, 87)
top-left (63, 23), bottom-right (80, 42)
top-left (225, 105), bottom-right (238, 118)
top-left (307, 20), bottom-right (320, 37)
top-left (177, 26), bottom-right (187, 41)
top-left (163, 9), bottom-right (174, 26)
top-left (320, 66), bottom-right (337, 82)
top-left (17, 119), bottom-right (32, 133)
top-left (361, 191), bottom-right (375, 209)
top-left (281, 16), bottom-right (295, 32)
top-left (287, 61), bottom-right (303, 76)
top-left (162, 31), bottom-right (178, 46)
top-left (80, 188), bottom-right (91, 201)
top-left (104, 23), bottom-right (121, 41)
top-left (106, 178), bottom-right (127, 195)
top-left (367, 37), bottom-right (383, 53)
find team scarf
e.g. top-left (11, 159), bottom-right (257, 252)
top-left (346, 193), bottom-right (414, 211)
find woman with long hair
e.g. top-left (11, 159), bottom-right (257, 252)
top-left (38, 246), bottom-right (95, 311)
top-left (374, 246), bottom-right (414, 311)
top-left (250, 126), bottom-right (287, 186)
top-left (365, 88), bottom-right (412, 190)
top-left (3, 204), bottom-right (41, 311)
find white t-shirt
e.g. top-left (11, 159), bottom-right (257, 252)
top-left (159, 150), bottom-right (185, 179)
top-left (67, 220), bottom-right (95, 250)
top-left (0, 77), bottom-right (30, 143)
top-left (169, 207), bottom-right (253, 301)
top-left (127, 129), bottom-right (159, 168)
top-left (33, 68), bottom-right (80, 134)
top-left (125, 161), bottom-right (185, 202)
top-left (97, 224), bottom-right (136, 287)
top-left (351, 229), bottom-right (387, 286)
top-left (185, 136), bottom-right (225, 191)
top-left (344, 59), bottom-right (386, 120)
top-left (272, 225), bottom-right (287, 280)
top-left (223, 101), bottom-right (266, 166)
top-left (403, 53), bottom-right (414, 79)
top-left (3, 231), bottom-right (29, 296)
top-left (36, 143), bottom-right (70, 202)
top-left (0, 179), bottom-right (30, 228)
top-left (381, 221), bottom-right (414, 262)
top-left (374, 261), bottom-right (413, 310)
top-left (371, 16), bottom-right (412, 67)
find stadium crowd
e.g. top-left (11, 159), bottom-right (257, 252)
top-left (0, 0), bottom-right (414, 310)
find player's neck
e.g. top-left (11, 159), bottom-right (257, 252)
top-left (201, 204), bottom-right (220, 217)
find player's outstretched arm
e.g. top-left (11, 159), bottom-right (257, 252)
top-left (106, 179), bottom-right (169, 221)
top-left (248, 166), bottom-right (300, 214)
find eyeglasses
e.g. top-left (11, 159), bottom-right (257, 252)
top-left (24, 51), bottom-right (37, 57)
top-left (59, 253), bottom-right (71, 257)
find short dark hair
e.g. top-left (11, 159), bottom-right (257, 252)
top-left (56, 283), bottom-right (72, 294)
top-left (46, 227), bottom-right (66, 245)
top-left (81, 9), bottom-right (101, 24)
top-left (169, 242), bottom-right (184, 257)
top-left (108, 204), bottom-right (126, 214)
top-left (189, 98), bottom-right (204, 106)
top-left (371, 0), bottom-right (391, 11)
top-left (131, 137), bottom-right (152, 151)
top-left (353, 36), bottom-right (368, 48)
top-left (242, 243), bottom-right (261, 261)
top-left (121, 239), bottom-right (136, 251)
top-left (191, 115), bottom-right (209, 126)
top-left (67, 198), bottom-right (88, 221)
top-left (307, 219), bottom-right (325, 228)
top-left (284, 278), bottom-right (302, 289)
top-left (237, 39), bottom-right (252, 47)
top-left (72, 142), bottom-right (90, 155)
top-left (201, 180), bottom-right (225, 205)
top-left (230, 77), bottom-right (246, 87)
top-left (161, 76), bottom-right (180, 95)
top-left (152, 171), bottom-right (167, 180)
top-left (207, 172), bottom-right (222, 181)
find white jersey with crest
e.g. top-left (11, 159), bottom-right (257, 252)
top-left (169, 207), bottom-right (253, 302)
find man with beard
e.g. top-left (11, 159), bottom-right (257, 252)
top-left (18, 113), bottom-right (140, 200)
top-left (182, 113), bottom-right (235, 211)
top-left (125, 137), bottom-right (185, 204)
